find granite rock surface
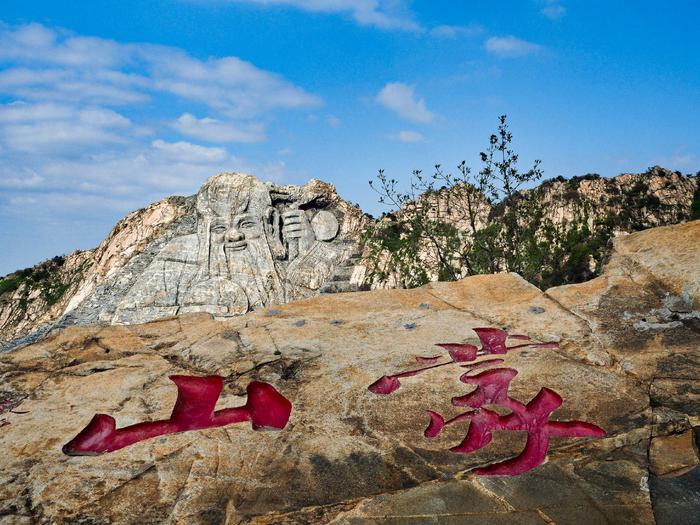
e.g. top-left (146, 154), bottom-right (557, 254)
top-left (0, 221), bottom-right (698, 524)
top-left (0, 173), bottom-right (366, 350)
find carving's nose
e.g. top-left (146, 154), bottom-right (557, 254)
top-left (225, 226), bottom-right (244, 242)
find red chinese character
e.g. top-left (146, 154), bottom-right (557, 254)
top-left (62, 376), bottom-right (292, 455)
top-left (426, 367), bottom-right (605, 475)
top-left (368, 327), bottom-right (605, 476)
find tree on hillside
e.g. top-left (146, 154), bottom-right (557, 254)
top-left (363, 115), bottom-right (545, 288)
top-left (362, 116), bottom-right (686, 290)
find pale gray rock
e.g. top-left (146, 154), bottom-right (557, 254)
top-left (311, 209), bottom-right (340, 241)
top-left (94, 173), bottom-right (365, 325)
top-left (0, 173), bottom-right (366, 349)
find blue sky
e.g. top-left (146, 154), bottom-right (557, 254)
top-left (1, 1), bottom-right (699, 274)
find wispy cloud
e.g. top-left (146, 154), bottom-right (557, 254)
top-left (0, 169), bottom-right (43, 189)
top-left (220, 0), bottom-right (421, 31)
top-left (0, 101), bottom-right (132, 153)
top-left (0, 22), bottom-right (322, 117)
top-left (326, 115), bottom-right (342, 128)
top-left (150, 139), bottom-right (229, 163)
top-left (0, 21), bottom-right (318, 241)
top-left (484, 36), bottom-right (543, 57)
top-left (376, 82), bottom-right (434, 123)
top-left (541, 1), bottom-right (566, 20)
top-left (144, 49), bottom-right (322, 117)
top-left (172, 113), bottom-right (266, 143)
top-left (392, 130), bottom-right (425, 143)
top-left (429, 24), bottom-right (483, 39)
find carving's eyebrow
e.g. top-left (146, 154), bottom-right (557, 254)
top-left (235, 214), bottom-right (255, 224)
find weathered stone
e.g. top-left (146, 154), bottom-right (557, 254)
top-left (110, 173), bottom-right (364, 324)
top-left (0, 220), bottom-right (698, 523)
top-left (650, 430), bottom-right (699, 476)
top-left (1, 173), bottom-right (366, 350)
top-left (3, 168), bottom-right (698, 350)
top-left (311, 210), bottom-right (340, 241)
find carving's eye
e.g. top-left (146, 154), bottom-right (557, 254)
top-left (211, 225), bottom-right (227, 234)
top-left (240, 220), bottom-right (256, 229)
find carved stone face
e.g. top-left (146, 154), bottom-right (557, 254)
top-left (196, 174), bottom-right (272, 271)
top-left (210, 213), bottom-right (264, 255)
top-left (191, 173), bottom-right (284, 310)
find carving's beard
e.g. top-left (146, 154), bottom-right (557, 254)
top-left (222, 237), bottom-right (285, 308)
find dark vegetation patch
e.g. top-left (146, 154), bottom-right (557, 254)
top-left (0, 255), bottom-right (91, 312)
top-left (365, 115), bottom-right (698, 291)
top-left (691, 182), bottom-right (700, 220)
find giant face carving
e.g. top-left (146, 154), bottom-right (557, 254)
top-left (211, 212), bottom-right (267, 270)
top-left (179, 172), bottom-right (346, 317)
top-left (112, 172), bottom-right (345, 323)
top-left (181, 173), bottom-right (286, 313)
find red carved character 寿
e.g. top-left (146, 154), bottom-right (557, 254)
top-left (369, 327), bottom-right (605, 476)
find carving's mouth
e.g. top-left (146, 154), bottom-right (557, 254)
top-left (225, 241), bottom-right (248, 252)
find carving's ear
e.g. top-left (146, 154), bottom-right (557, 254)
top-left (265, 206), bottom-right (286, 259)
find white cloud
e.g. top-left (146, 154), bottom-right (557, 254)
top-left (0, 101), bottom-right (73, 123)
top-left (144, 49), bottom-right (322, 117)
top-left (172, 113), bottom-right (265, 143)
top-left (0, 67), bottom-right (149, 105)
top-left (0, 23), bottom-right (322, 116)
top-left (0, 144), bottom-right (296, 221)
top-left (429, 24), bottom-right (483, 39)
top-left (223, 0), bottom-right (421, 31)
top-left (0, 21), bottom-right (316, 271)
top-left (326, 115), bottom-right (341, 128)
top-left (376, 82), bottom-right (434, 123)
top-left (541, 1), bottom-right (566, 20)
top-left (0, 23), bottom-right (128, 68)
top-left (485, 36), bottom-right (543, 57)
top-left (0, 102), bottom-right (131, 153)
top-left (151, 139), bottom-right (229, 163)
top-left (393, 130), bottom-right (425, 143)
top-left (43, 149), bottom-right (236, 196)
top-left (0, 169), bottom-right (44, 189)
top-left (0, 140), bottom-right (245, 220)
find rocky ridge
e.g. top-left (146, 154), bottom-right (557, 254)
top-left (0, 196), bottom-right (195, 349)
top-left (1, 167), bottom-right (697, 351)
top-left (1, 174), bottom-right (366, 350)
top-left (0, 219), bottom-right (698, 523)
top-left (520, 166), bottom-right (698, 231)
top-left (357, 166), bottom-right (699, 289)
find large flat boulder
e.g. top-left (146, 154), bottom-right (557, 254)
top-left (0, 221), bottom-right (698, 524)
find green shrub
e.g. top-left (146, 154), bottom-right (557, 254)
top-left (691, 184), bottom-right (700, 220)
top-left (0, 274), bottom-right (25, 297)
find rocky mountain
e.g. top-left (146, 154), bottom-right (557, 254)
top-left (1, 219), bottom-right (698, 524)
top-left (520, 166), bottom-right (698, 231)
top-left (363, 166), bottom-right (699, 289)
top-left (1, 167), bottom-right (697, 351)
top-left (0, 173), bottom-right (367, 350)
top-left (0, 196), bottom-right (194, 349)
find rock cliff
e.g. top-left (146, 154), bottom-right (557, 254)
top-left (0, 219), bottom-right (698, 523)
top-left (520, 166), bottom-right (698, 231)
top-left (0, 173), bottom-right (367, 350)
top-left (364, 166), bottom-right (699, 289)
top-left (1, 167), bottom-right (697, 351)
